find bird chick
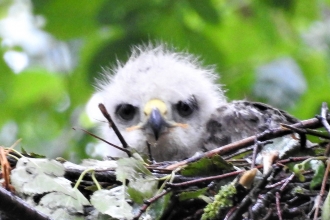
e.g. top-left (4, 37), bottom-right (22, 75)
top-left (90, 45), bottom-right (226, 161)
top-left (89, 44), bottom-right (300, 162)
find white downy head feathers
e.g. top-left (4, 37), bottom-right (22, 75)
top-left (88, 44), bottom-right (227, 161)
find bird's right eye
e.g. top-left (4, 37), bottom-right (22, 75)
top-left (116, 104), bottom-right (137, 121)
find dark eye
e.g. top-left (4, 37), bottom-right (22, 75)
top-left (116, 104), bottom-right (137, 121)
top-left (176, 100), bottom-right (196, 117)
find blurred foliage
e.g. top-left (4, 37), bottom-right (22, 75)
top-left (0, 0), bottom-right (330, 162)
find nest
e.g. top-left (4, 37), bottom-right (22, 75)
top-left (1, 103), bottom-right (330, 220)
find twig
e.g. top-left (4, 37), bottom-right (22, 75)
top-left (281, 124), bottom-right (330, 139)
top-left (146, 141), bottom-right (155, 163)
top-left (251, 138), bottom-right (260, 169)
top-left (313, 157), bottom-right (330, 220)
top-left (279, 173), bottom-right (295, 191)
top-left (275, 173), bottom-right (295, 220)
top-left (0, 186), bottom-right (50, 220)
top-left (73, 128), bottom-right (131, 157)
top-left (63, 166), bottom-right (196, 184)
top-left (222, 146), bottom-right (253, 160)
top-left (319, 102), bottom-right (330, 135)
top-left (276, 156), bottom-right (311, 164)
top-left (0, 147), bottom-right (13, 191)
top-left (166, 117), bottom-right (324, 170)
top-left (227, 166), bottom-right (277, 220)
top-left (98, 103), bottom-right (130, 149)
top-left (325, 142), bottom-right (330, 157)
top-left (266, 173), bottom-right (294, 189)
top-left (251, 140), bottom-right (273, 169)
top-left (133, 189), bottom-right (172, 219)
top-left (275, 192), bottom-right (282, 220)
top-left (166, 170), bottom-right (245, 188)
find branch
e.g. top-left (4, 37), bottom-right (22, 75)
top-left (0, 187), bottom-right (50, 220)
top-left (166, 117), bottom-right (324, 170)
top-left (319, 102), bottom-right (330, 134)
top-left (74, 127), bottom-right (131, 157)
top-left (98, 103), bottom-right (130, 151)
top-left (313, 157), bottom-right (330, 219)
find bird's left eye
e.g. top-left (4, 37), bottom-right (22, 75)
top-left (116, 104), bottom-right (137, 121)
top-left (176, 98), bottom-right (197, 117)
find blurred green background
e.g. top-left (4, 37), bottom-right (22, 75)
top-left (0, 0), bottom-right (329, 162)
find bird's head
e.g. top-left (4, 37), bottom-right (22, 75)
top-left (89, 45), bottom-right (226, 161)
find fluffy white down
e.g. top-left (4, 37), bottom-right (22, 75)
top-left (91, 45), bottom-right (227, 161)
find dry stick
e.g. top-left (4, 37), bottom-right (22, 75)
top-left (167, 156), bottom-right (310, 189)
top-left (276, 156), bottom-right (311, 164)
top-left (313, 103), bottom-right (330, 219)
top-left (281, 124), bottom-right (330, 140)
top-left (227, 166), bottom-right (276, 220)
top-left (325, 142), bottom-right (330, 157)
top-left (266, 174), bottom-right (293, 189)
top-left (98, 103), bottom-right (132, 156)
top-left (251, 140), bottom-right (273, 169)
top-left (167, 170), bottom-right (246, 188)
top-left (63, 165), bottom-right (197, 184)
top-left (146, 141), bottom-right (155, 163)
top-left (275, 192), bottom-right (282, 220)
top-left (251, 139), bottom-right (259, 169)
top-left (166, 117), bottom-right (324, 170)
top-left (319, 102), bottom-right (330, 156)
top-left (275, 173), bottom-right (295, 220)
top-left (313, 158), bottom-right (330, 220)
top-left (223, 146), bottom-right (254, 160)
top-left (279, 173), bottom-right (295, 191)
top-left (319, 102), bottom-right (330, 134)
top-left (0, 187), bottom-right (51, 220)
top-left (73, 128), bottom-right (131, 157)
top-left (133, 189), bottom-right (172, 220)
top-left (0, 147), bottom-right (13, 191)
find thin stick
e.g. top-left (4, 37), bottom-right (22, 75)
top-left (167, 170), bottom-right (245, 188)
top-left (319, 102), bottom-right (330, 134)
top-left (275, 173), bottom-right (295, 220)
top-left (166, 117), bottom-right (324, 170)
top-left (133, 189), bottom-right (172, 219)
top-left (275, 192), bottom-right (282, 220)
top-left (281, 124), bottom-right (330, 139)
top-left (251, 140), bottom-right (273, 169)
top-left (146, 142), bottom-right (155, 163)
top-left (313, 158), bottom-right (330, 220)
top-left (73, 128), bottom-right (131, 157)
top-left (98, 103), bottom-right (129, 149)
top-left (0, 187), bottom-right (51, 220)
top-left (227, 167), bottom-right (275, 220)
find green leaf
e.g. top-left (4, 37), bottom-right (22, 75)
top-left (293, 158), bottom-right (326, 189)
top-left (116, 153), bottom-right (158, 204)
top-left (91, 187), bottom-right (134, 219)
top-left (309, 160), bottom-right (325, 189)
top-left (11, 158), bottom-right (90, 219)
top-left (11, 158), bottom-right (66, 195)
top-left (178, 187), bottom-right (208, 201)
top-left (146, 191), bottom-right (173, 220)
top-left (20, 147), bottom-right (46, 158)
top-left (181, 155), bottom-right (233, 177)
top-left (322, 190), bottom-right (330, 220)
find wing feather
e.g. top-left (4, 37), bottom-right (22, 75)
top-left (204, 100), bottom-right (298, 151)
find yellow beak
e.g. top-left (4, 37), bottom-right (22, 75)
top-left (143, 99), bottom-right (168, 140)
top-left (126, 99), bottom-right (189, 137)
